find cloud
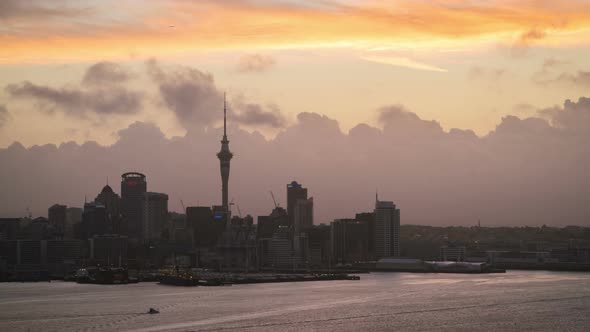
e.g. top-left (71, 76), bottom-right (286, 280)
top-left (0, 0), bottom-right (84, 20)
top-left (3, 1), bottom-right (590, 63)
top-left (533, 59), bottom-right (590, 87)
top-left (511, 28), bottom-right (547, 56)
top-left (0, 105), bottom-right (10, 127)
top-left (468, 66), bottom-right (506, 80)
top-left (378, 105), bottom-right (444, 138)
top-left (236, 54), bottom-right (276, 73)
top-left (232, 103), bottom-right (286, 128)
top-left (82, 62), bottom-right (132, 86)
top-left (519, 28), bottom-right (547, 43)
top-left (362, 55), bottom-right (447, 72)
top-left (147, 59), bottom-right (223, 129)
top-left (539, 97), bottom-right (590, 133)
top-left (5, 81), bottom-right (142, 116)
top-left (552, 71), bottom-right (590, 86)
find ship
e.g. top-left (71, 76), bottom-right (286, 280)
top-left (75, 266), bottom-right (133, 284)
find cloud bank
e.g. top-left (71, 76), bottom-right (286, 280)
top-left (0, 93), bottom-right (588, 226)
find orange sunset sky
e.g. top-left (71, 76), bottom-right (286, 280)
top-left (1, 0), bottom-right (590, 146)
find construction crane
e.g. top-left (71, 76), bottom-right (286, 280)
top-left (269, 191), bottom-right (279, 208)
top-left (229, 198), bottom-right (242, 218)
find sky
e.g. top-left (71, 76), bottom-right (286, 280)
top-left (0, 0), bottom-right (589, 225)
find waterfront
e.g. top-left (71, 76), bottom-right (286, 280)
top-left (1, 271), bottom-right (589, 331)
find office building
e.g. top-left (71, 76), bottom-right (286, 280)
top-left (307, 224), bottom-right (330, 268)
top-left (356, 212), bottom-right (376, 259)
top-left (80, 202), bottom-right (108, 239)
top-left (142, 192), bottom-right (168, 240)
top-left (187, 206), bottom-right (224, 247)
top-left (374, 198), bottom-right (401, 258)
top-left (257, 206), bottom-right (288, 239)
top-left (331, 219), bottom-right (369, 264)
top-left (120, 172), bottom-right (147, 239)
top-left (287, 181), bottom-right (307, 227)
top-left (48, 204), bottom-right (67, 234)
top-left (65, 207), bottom-right (83, 239)
top-left (95, 184), bottom-right (121, 219)
top-left (0, 218), bottom-right (20, 240)
top-left (294, 197), bottom-right (314, 234)
top-left (89, 235), bottom-right (128, 266)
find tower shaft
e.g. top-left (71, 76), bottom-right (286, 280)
top-left (217, 93), bottom-right (233, 211)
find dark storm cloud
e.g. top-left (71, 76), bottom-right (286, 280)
top-left (82, 62), bottom-right (132, 86)
top-left (5, 81), bottom-right (142, 116)
top-left (236, 54), bottom-right (276, 73)
top-left (147, 59), bottom-right (222, 128)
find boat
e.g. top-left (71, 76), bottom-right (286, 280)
top-left (75, 266), bottom-right (130, 284)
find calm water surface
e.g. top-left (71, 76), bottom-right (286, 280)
top-left (1, 271), bottom-right (589, 331)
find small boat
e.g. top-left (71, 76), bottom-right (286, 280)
top-left (148, 308), bottom-right (159, 314)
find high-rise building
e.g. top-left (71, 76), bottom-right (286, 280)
top-left (293, 197), bottom-right (313, 260)
top-left (287, 181), bottom-right (307, 227)
top-left (48, 204), bottom-right (67, 234)
top-left (307, 224), bottom-right (330, 268)
top-left (356, 212), bottom-right (376, 259)
top-left (95, 185), bottom-right (120, 219)
top-left (187, 206), bottom-right (224, 247)
top-left (257, 206), bottom-right (288, 239)
top-left (374, 198), bottom-right (401, 258)
top-left (330, 219), bottom-right (369, 264)
top-left (294, 197), bottom-right (314, 233)
top-left (65, 207), bottom-right (83, 239)
top-left (81, 202), bottom-right (108, 239)
top-left (120, 172), bottom-right (147, 239)
top-left (217, 94), bottom-right (233, 214)
top-left (266, 226), bottom-right (299, 268)
top-left (142, 192), bottom-right (168, 240)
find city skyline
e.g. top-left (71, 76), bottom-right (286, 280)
top-left (1, 3), bottom-right (590, 330)
top-left (0, 1), bottom-right (589, 226)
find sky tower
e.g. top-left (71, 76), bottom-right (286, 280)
top-left (217, 93), bottom-right (233, 211)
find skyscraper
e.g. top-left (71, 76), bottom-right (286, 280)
top-left (294, 197), bottom-right (314, 233)
top-left (287, 181), bottom-right (307, 227)
top-left (120, 172), bottom-right (147, 239)
top-left (81, 201), bottom-right (108, 238)
top-left (374, 197), bottom-right (401, 258)
top-left (95, 184), bottom-right (120, 219)
top-left (48, 204), bottom-right (67, 234)
top-left (217, 94), bottom-right (233, 213)
top-left (330, 218), bottom-right (369, 264)
top-left (142, 192), bottom-right (168, 240)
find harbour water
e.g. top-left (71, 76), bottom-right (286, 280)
top-left (1, 271), bottom-right (589, 331)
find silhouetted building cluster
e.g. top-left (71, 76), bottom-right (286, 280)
top-left (0, 96), bottom-right (406, 280)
